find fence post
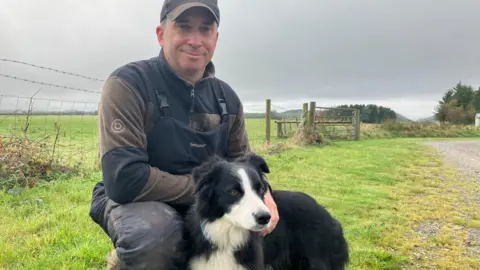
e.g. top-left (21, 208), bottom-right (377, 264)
top-left (308, 101), bottom-right (316, 128)
top-left (302, 103), bottom-right (308, 119)
top-left (300, 103), bottom-right (308, 129)
top-left (265, 99), bottom-right (271, 144)
top-left (355, 109), bottom-right (361, 140)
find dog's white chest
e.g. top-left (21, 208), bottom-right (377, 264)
top-left (189, 250), bottom-right (246, 270)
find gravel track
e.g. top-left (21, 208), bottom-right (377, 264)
top-left (421, 139), bottom-right (480, 266)
top-left (423, 140), bottom-right (480, 183)
top-left (423, 140), bottom-right (480, 205)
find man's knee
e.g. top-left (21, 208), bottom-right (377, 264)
top-left (107, 201), bottom-right (187, 269)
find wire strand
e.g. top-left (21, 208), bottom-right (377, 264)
top-left (0, 58), bottom-right (104, 82)
top-left (0, 73), bottom-right (101, 94)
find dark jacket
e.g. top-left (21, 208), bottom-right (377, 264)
top-left (93, 49), bottom-right (251, 206)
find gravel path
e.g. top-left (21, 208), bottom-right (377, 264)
top-left (423, 140), bottom-right (480, 205)
top-left (421, 139), bottom-right (480, 266)
top-left (423, 140), bottom-right (480, 183)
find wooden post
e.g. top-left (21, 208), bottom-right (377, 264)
top-left (355, 109), bottom-right (360, 141)
top-left (308, 101), bottom-right (316, 128)
top-left (351, 110), bottom-right (355, 140)
top-left (276, 121), bottom-right (283, 137)
top-left (265, 99), bottom-right (271, 143)
top-left (302, 103), bottom-right (308, 125)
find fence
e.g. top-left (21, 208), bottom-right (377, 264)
top-left (0, 59), bottom-right (103, 172)
top-left (0, 95), bottom-right (101, 168)
top-left (0, 96), bottom-right (362, 169)
top-left (0, 59), bottom-right (361, 172)
top-left (315, 105), bottom-right (361, 141)
top-left (263, 100), bottom-right (361, 143)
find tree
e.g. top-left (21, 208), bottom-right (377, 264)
top-left (333, 104), bottom-right (396, 123)
top-left (434, 81), bottom-right (480, 124)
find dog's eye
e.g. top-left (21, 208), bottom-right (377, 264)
top-left (229, 189), bottom-right (239, 196)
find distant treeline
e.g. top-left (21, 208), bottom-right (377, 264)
top-left (434, 82), bottom-right (480, 124)
top-left (333, 104), bottom-right (397, 123)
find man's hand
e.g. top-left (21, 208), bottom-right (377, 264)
top-left (261, 189), bottom-right (279, 236)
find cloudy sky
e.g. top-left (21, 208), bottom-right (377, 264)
top-left (1, 0), bottom-right (479, 120)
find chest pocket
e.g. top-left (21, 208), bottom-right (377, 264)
top-left (189, 113), bottom-right (222, 132)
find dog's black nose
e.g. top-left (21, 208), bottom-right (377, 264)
top-left (254, 212), bottom-right (271, 225)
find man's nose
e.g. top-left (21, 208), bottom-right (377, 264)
top-left (186, 31), bottom-right (202, 47)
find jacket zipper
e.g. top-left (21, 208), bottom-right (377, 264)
top-left (190, 88), bottom-right (195, 113)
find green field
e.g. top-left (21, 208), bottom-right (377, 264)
top-left (2, 114), bottom-right (480, 150)
top-left (1, 116), bottom-right (480, 269)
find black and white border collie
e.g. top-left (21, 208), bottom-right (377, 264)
top-left (183, 152), bottom-right (349, 270)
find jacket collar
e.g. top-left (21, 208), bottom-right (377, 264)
top-left (157, 49), bottom-right (216, 87)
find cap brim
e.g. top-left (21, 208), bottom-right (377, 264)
top-left (167, 2), bottom-right (218, 23)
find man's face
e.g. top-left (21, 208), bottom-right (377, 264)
top-left (157, 7), bottom-right (219, 77)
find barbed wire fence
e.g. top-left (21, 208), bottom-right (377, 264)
top-left (0, 59), bottom-right (313, 180)
top-left (0, 59), bottom-right (102, 177)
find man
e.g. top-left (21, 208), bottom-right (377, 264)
top-left (88, 0), bottom-right (279, 269)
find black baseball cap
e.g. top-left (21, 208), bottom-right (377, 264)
top-left (160, 0), bottom-right (220, 25)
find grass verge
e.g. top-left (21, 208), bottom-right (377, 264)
top-left (385, 143), bottom-right (480, 269)
top-left (361, 121), bottom-right (480, 139)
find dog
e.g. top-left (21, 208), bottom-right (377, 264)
top-left (184, 152), bottom-right (349, 270)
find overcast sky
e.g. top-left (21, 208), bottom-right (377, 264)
top-left (1, 0), bottom-right (479, 120)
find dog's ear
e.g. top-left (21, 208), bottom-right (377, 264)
top-left (236, 152), bottom-right (270, 174)
top-left (192, 156), bottom-right (223, 183)
top-left (191, 155), bottom-right (225, 195)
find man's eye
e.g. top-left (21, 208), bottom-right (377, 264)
top-left (178, 24), bottom-right (191, 30)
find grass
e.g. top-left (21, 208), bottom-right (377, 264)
top-left (1, 115), bottom-right (480, 150)
top-left (0, 115), bottom-right (100, 169)
top-left (1, 116), bottom-right (480, 269)
top-left (362, 120), bottom-right (480, 139)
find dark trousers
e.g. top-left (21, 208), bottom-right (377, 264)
top-left (89, 184), bottom-right (187, 269)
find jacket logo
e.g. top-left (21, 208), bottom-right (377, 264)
top-left (190, 143), bottom-right (206, 148)
top-left (111, 119), bottom-right (126, 133)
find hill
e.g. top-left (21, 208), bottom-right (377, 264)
top-left (244, 109), bottom-right (303, 119)
top-left (416, 116), bottom-right (437, 123)
top-left (395, 113), bottom-right (413, 123)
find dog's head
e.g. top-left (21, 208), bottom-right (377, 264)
top-left (191, 152), bottom-right (271, 232)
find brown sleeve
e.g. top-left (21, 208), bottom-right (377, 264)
top-left (225, 102), bottom-right (251, 160)
top-left (98, 76), bottom-right (194, 205)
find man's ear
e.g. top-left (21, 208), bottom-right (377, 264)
top-left (236, 152), bottom-right (270, 174)
top-left (156, 25), bottom-right (165, 47)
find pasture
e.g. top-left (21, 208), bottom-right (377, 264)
top-left (1, 115), bottom-right (480, 269)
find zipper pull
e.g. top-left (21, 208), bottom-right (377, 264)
top-left (190, 88), bottom-right (195, 113)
